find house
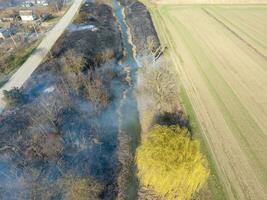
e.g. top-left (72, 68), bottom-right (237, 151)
top-left (19, 10), bottom-right (36, 21)
top-left (36, 0), bottom-right (48, 6)
top-left (0, 29), bottom-right (10, 40)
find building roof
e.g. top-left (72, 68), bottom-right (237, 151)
top-left (19, 10), bottom-right (34, 16)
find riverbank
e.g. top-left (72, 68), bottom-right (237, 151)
top-left (116, 1), bottom-right (167, 199)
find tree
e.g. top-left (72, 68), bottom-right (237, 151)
top-left (138, 60), bottom-right (181, 113)
top-left (3, 87), bottom-right (28, 107)
top-left (135, 125), bottom-right (209, 200)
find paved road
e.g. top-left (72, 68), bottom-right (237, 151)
top-left (0, 0), bottom-right (83, 112)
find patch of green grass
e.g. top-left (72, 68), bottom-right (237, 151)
top-left (180, 85), bottom-right (227, 200)
top-left (0, 40), bottom-right (40, 86)
top-left (8, 42), bottom-right (38, 72)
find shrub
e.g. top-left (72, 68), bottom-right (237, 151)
top-left (135, 125), bottom-right (209, 200)
top-left (3, 87), bottom-right (28, 107)
top-left (25, 132), bottom-right (63, 160)
top-left (156, 111), bottom-right (190, 130)
top-left (138, 60), bottom-right (180, 113)
top-left (83, 78), bottom-right (110, 107)
top-left (62, 175), bottom-right (102, 200)
top-left (95, 48), bottom-right (115, 64)
top-left (62, 49), bottom-right (85, 75)
top-left (73, 12), bottom-right (88, 24)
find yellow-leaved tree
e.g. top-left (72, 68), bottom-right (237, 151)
top-left (135, 125), bottom-right (209, 200)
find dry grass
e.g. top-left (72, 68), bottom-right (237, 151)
top-left (116, 133), bottom-right (132, 200)
top-left (61, 175), bottom-right (102, 200)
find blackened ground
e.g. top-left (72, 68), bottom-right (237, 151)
top-left (53, 2), bottom-right (123, 64)
top-left (0, 1), bottom-right (127, 200)
top-left (118, 0), bottom-right (160, 54)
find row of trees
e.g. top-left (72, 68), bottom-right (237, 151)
top-left (136, 47), bottom-right (209, 199)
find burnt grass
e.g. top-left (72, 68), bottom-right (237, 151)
top-left (118, 0), bottom-right (160, 54)
top-left (0, 1), bottom-right (127, 200)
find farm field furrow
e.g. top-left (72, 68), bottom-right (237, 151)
top-left (206, 6), bottom-right (267, 60)
top-left (155, 5), bottom-right (267, 200)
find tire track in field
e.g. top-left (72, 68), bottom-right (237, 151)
top-left (203, 8), bottom-right (267, 62)
top-left (199, 7), bottom-right (267, 141)
top-left (209, 9), bottom-right (267, 58)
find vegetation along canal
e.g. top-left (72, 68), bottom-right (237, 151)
top-left (112, 0), bottom-right (141, 199)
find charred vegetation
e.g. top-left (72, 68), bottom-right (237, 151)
top-left (0, 1), bottom-right (128, 199)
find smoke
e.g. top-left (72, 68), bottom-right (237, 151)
top-left (0, 1), bottom-right (143, 199)
top-left (0, 50), bottom-right (135, 199)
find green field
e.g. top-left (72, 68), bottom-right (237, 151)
top-left (140, 1), bottom-right (267, 199)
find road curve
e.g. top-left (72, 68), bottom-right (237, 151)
top-left (0, 0), bottom-right (83, 112)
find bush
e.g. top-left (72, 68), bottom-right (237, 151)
top-left (62, 175), bottom-right (102, 200)
top-left (135, 125), bottom-right (209, 200)
top-left (83, 78), bottom-right (110, 107)
top-left (25, 132), bottom-right (63, 160)
top-left (138, 60), bottom-right (180, 113)
top-left (73, 12), bottom-right (88, 24)
top-left (62, 49), bottom-right (85, 75)
top-left (156, 111), bottom-right (189, 130)
top-left (3, 87), bottom-right (28, 107)
top-left (95, 48), bottom-right (115, 64)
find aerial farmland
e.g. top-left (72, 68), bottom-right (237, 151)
top-left (141, 0), bottom-right (267, 199)
top-left (1, 0), bottom-right (267, 199)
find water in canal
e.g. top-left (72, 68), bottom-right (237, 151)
top-left (112, 0), bottom-right (140, 199)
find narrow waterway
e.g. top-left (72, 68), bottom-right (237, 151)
top-left (112, 0), bottom-right (141, 199)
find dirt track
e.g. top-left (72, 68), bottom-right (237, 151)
top-left (157, 6), bottom-right (267, 200)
